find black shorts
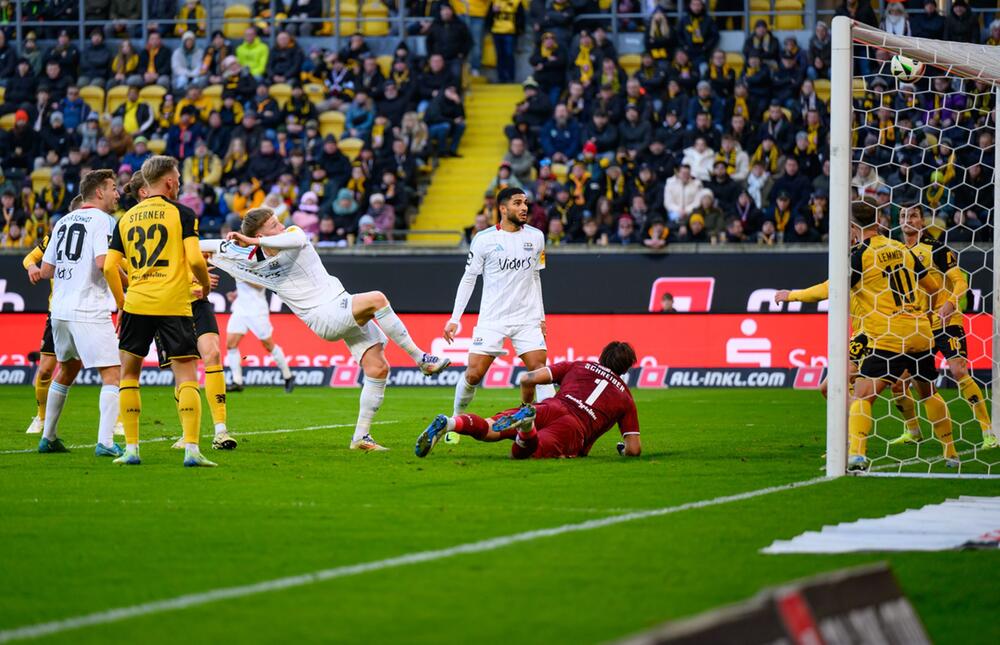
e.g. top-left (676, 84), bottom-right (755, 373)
top-left (40, 313), bottom-right (55, 355)
top-left (934, 325), bottom-right (968, 360)
top-left (119, 311), bottom-right (199, 367)
top-left (859, 349), bottom-right (937, 383)
top-left (192, 299), bottom-right (220, 338)
top-left (848, 333), bottom-right (871, 365)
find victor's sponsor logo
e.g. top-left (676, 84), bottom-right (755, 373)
top-left (497, 257), bottom-right (532, 271)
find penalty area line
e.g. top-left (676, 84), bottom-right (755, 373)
top-left (0, 421), bottom-right (399, 455)
top-left (0, 476), bottom-right (830, 643)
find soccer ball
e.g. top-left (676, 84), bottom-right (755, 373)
top-left (890, 55), bottom-right (924, 83)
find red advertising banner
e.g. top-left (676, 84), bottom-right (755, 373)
top-left (2, 313), bottom-right (992, 370)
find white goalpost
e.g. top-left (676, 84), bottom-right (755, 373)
top-left (827, 17), bottom-right (1000, 478)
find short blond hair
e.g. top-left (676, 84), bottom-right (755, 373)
top-left (242, 207), bottom-right (275, 237)
top-left (140, 155), bottom-right (179, 187)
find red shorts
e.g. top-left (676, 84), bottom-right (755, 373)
top-left (492, 400), bottom-right (586, 459)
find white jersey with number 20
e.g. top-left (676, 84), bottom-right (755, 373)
top-left (42, 207), bottom-right (116, 323)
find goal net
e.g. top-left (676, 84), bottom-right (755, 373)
top-left (827, 17), bottom-right (1000, 478)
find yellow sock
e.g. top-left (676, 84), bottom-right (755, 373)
top-left (958, 375), bottom-right (991, 434)
top-left (848, 399), bottom-right (873, 457)
top-left (204, 366), bottom-right (226, 426)
top-left (119, 379), bottom-right (141, 445)
top-left (176, 381), bottom-right (202, 444)
top-left (924, 392), bottom-right (957, 459)
top-left (35, 374), bottom-right (52, 420)
top-left (895, 392), bottom-right (921, 433)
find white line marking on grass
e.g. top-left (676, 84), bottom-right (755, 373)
top-left (0, 476), bottom-right (829, 643)
top-left (0, 421), bottom-right (398, 455)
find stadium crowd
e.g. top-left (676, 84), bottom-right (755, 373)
top-left (0, 0), bottom-right (996, 250)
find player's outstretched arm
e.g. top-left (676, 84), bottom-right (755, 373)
top-left (22, 243), bottom-right (45, 283)
top-left (38, 261), bottom-right (54, 280)
top-left (775, 280), bottom-right (829, 304)
top-left (518, 367), bottom-right (553, 405)
top-left (103, 250), bottom-right (126, 310)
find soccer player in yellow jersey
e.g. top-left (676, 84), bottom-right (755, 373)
top-left (898, 203), bottom-right (997, 450)
top-left (104, 155), bottom-right (216, 467)
top-left (846, 201), bottom-right (957, 471)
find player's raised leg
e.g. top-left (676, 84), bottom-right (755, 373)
top-left (352, 290), bottom-right (449, 375)
top-left (349, 341), bottom-right (390, 452)
top-left (415, 410), bottom-right (515, 457)
top-left (38, 359), bottom-right (82, 454)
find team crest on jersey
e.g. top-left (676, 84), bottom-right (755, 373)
top-left (268, 260), bottom-right (280, 270)
top-left (472, 337), bottom-right (484, 345)
top-left (523, 242), bottom-right (534, 251)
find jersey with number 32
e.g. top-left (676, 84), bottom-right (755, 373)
top-left (42, 207), bottom-right (115, 323)
top-left (109, 195), bottom-right (198, 316)
top-left (549, 361), bottom-right (640, 453)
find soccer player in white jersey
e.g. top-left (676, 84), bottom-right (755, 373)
top-left (225, 278), bottom-right (295, 393)
top-left (443, 186), bottom-right (555, 443)
top-left (201, 207), bottom-right (450, 451)
top-left (36, 170), bottom-right (124, 456)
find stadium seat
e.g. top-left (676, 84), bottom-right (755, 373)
top-left (304, 83), bottom-right (326, 106)
top-left (481, 34), bottom-right (496, 68)
top-left (147, 138), bottom-right (167, 154)
top-left (853, 77), bottom-right (867, 98)
top-left (138, 85), bottom-right (167, 115)
top-left (337, 2), bottom-right (358, 36)
top-left (814, 78), bottom-right (831, 102)
top-left (598, 0), bottom-right (611, 9)
top-left (619, 54), bottom-right (641, 77)
top-left (0, 113), bottom-right (13, 131)
top-left (376, 55), bottom-right (392, 78)
top-left (203, 84), bottom-right (224, 110)
top-left (338, 137), bottom-right (364, 160)
top-left (725, 52), bottom-right (744, 77)
top-left (223, 4), bottom-right (252, 40)
top-left (268, 82), bottom-right (293, 108)
top-left (360, 1), bottom-right (390, 37)
top-left (319, 110), bottom-right (345, 138)
top-left (0, 86), bottom-right (5, 103)
top-left (79, 86), bottom-right (105, 114)
top-left (30, 167), bottom-right (51, 193)
top-left (774, 0), bottom-right (804, 30)
top-left (105, 85), bottom-right (130, 115)
top-left (749, 0), bottom-right (771, 26)
top-left (551, 162), bottom-right (568, 183)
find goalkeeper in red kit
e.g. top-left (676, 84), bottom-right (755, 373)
top-left (415, 341), bottom-right (641, 459)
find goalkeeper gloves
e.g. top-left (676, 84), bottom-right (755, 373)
top-left (617, 441), bottom-right (625, 456)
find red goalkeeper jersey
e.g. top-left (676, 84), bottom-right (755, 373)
top-left (548, 361), bottom-right (640, 455)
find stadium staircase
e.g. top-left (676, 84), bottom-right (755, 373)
top-left (409, 81), bottom-right (523, 244)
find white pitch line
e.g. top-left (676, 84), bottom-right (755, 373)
top-left (0, 476), bottom-right (830, 643)
top-left (0, 421), bottom-right (398, 455)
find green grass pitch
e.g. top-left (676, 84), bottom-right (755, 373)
top-left (1, 385), bottom-right (998, 644)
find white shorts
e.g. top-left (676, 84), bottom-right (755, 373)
top-left (301, 293), bottom-right (387, 363)
top-left (227, 309), bottom-right (273, 340)
top-left (470, 324), bottom-right (547, 358)
top-left (52, 318), bottom-right (121, 368)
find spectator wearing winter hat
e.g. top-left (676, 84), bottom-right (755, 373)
top-left (784, 215), bottom-right (820, 243)
top-left (944, 0), bottom-right (980, 44)
top-left (172, 31), bottom-right (205, 91)
top-left (355, 213), bottom-right (384, 246)
top-left (292, 190), bottom-right (321, 239)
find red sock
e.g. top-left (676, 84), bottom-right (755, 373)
top-left (511, 429), bottom-right (538, 460)
top-left (453, 414), bottom-right (490, 440)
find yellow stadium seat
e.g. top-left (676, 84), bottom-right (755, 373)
top-left (304, 83), bottom-right (326, 106)
top-left (319, 110), bottom-right (346, 138)
top-left (139, 85), bottom-right (167, 102)
top-left (337, 3), bottom-right (358, 36)
top-left (0, 113), bottom-right (13, 131)
top-left (0, 86), bottom-right (5, 103)
top-left (598, 0), bottom-right (611, 9)
top-left (31, 167), bottom-right (52, 194)
top-left (105, 85), bottom-right (130, 115)
top-left (268, 82), bottom-right (293, 108)
top-left (814, 78), bottom-right (831, 102)
top-left (360, 1), bottom-right (389, 37)
top-left (725, 51), bottom-right (744, 77)
top-left (853, 77), bottom-right (867, 99)
top-left (79, 86), bottom-right (105, 114)
top-left (376, 55), bottom-right (392, 78)
top-left (774, 0), bottom-right (804, 30)
top-left (481, 34), bottom-right (497, 68)
top-left (551, 163), bottom-right (568, 183)
top-left (619, 54), bottom-right (641, 77)
top-left (147, 138), bottom-right (167, 154)
top-left (203, 84), bottom-right (224, 110)
top-left (223, 4), bottom-right (252, 40)
top-left (338, 137), bottom-right (364, 160)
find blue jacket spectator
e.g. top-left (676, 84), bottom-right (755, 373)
top-left (540, 105), bottom-right (580, 162)
top-left (685, 81), bottom-right (725, 130)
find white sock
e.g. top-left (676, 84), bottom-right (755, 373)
top-left (536, 383), bottom-right (556, 402)
top-left (42, 382), bottom-right (70, 441)
top-left (98, 384), bottom-right (119, 448)
top-left (214, 422), bottom-right (227, 436)
top-left (126, 443), bottom-right (139, 453)
top-left (271, 344), bottom-right (292, 379)
top-left (227, 348), bottom-right (243, 385)
top-left (453, 375), bottom-right (477, 414)
top-left (354, 376), bottom-right (386, 441)
top-left (373, 305), bottom-right (424, 364)
top-left (185, 443), bottom-right (200, 456)
top-left (446, 416), bottom-right (456, 431)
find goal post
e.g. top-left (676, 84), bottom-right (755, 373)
top-left (827, 17), bottom-right (1000, 478)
